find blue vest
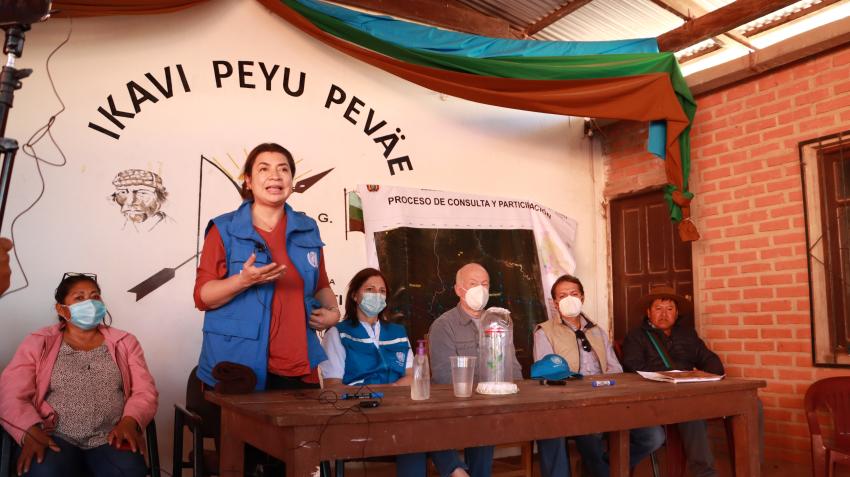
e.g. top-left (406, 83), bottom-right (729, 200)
top-left (197, 200), bottom-right (328, 390)
top-left (336, 320), bottom-right (410, 385)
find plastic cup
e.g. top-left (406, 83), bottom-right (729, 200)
top-left (450, 356), bottom-right (477, 397)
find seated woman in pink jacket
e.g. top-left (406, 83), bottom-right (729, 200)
top-left (0, 273), bottom-right (158, 477)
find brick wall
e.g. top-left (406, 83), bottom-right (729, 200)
top-left (601, 44), bottom-right (850, 464)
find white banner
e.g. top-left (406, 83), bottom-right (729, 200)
top-left (356, 184), bottom-right (578, 300)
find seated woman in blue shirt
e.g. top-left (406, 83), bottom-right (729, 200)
top-left (320, 268), bottom-right (469, 477)
top-left (320, 267), bottom-right (412, 387)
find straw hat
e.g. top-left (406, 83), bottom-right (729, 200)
top-left (636, 285), bottom-right (693, 317)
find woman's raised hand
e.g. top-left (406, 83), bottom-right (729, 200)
top-left (238, 254), bottom-right (287, 287)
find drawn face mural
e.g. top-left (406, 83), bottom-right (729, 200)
top-left (110, 169), bottom-right (169, 229)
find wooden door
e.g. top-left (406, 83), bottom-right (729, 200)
top-left (610, 189), bottom-right (694, 340)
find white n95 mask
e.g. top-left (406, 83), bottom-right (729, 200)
top-left (464, 285), bottom-right (489, 311)
top-left (558, 296), bottom-right (583, 318)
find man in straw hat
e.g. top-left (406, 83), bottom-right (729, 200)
top-left (621, 285), bottom-right (723, 477)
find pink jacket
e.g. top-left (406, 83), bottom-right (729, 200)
top-left (0, 323), bottom-right (159, 444)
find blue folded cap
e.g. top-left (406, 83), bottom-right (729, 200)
top-left (531, 354), bottom-right (582, 380)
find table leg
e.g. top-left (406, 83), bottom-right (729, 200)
top-left (731, 396), bottom-right (760, 477)
top-left (609, 429), bottom-right (630, 477)
top-left (286, 445), bottom-right (323, 477)
top-left (220, 409), bottom-right (245, 477)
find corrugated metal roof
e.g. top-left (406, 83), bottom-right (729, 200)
top-left (533, 0), bottom-right (683, 41)
top-left (448, 0), bottom-right (850, 77)
top-left (364, 0), bottom-right (850, 75)
top-left (454, 0), bottom-right (570, 30)
top-left (454, 0), bottom-right (688, 37)
top-left (693, 0), bottom-right (736, 12)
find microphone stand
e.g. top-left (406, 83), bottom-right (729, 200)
top-left (0, 23), bottom-right (33, 231)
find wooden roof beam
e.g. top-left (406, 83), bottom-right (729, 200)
top-left (524, 0), bottom-right (593, 36)
top-left (649, 0), bottom-right (758, 55)
top-left (326, 0), bottom-right (516, 38)
top-left (657, 0), bottom-right (800, 52)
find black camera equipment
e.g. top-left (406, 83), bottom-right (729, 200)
top-left (0, 0), bottom-right (52, 230)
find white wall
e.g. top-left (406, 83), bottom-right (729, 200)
top-left (0, 0), bottom-right (604, 469)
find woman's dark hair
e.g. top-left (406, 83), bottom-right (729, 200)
top-left (344, 268), bottom-right (388, 325)
top-left (54, 275), bottom-right (101, 323)
top-left (240, 143), bottom-right (296, 200)
top-left (550, 274), bottom-right (584, 299)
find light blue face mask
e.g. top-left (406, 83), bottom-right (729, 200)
top-left (358, 292), bottom-right (387, 318)
top-left (66, 299), bottom-right (108, 330)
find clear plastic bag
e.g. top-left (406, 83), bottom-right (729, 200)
top-left (477, 307), bottom-right (518, 394)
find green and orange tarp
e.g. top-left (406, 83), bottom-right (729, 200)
top-left (56, 0), bottom-right (700, 239)
top-left (259, 0), bottom-right (699, 240)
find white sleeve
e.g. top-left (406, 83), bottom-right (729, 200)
top-left (405, 339), bottom-right (413, 369)
top-left (533, 328), bottom-right (554, 361)
top-left (319, 327), bottom-right (346, 380)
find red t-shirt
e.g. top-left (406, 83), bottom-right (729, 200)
top-left (194, 213), bottom-right (330, 380)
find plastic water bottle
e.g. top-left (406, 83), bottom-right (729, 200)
top-left (411, 340), bottom-right (430, 400)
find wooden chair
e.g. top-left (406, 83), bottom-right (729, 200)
top-left (805, 376), bottom-right (850, 477)
top-left (491, 441), bottom-right (533, 477)
top-left (662, 420), bottom-right (736, 477)
top-left (173, 366), bottom-right (220, 476)
top-left (0, 421), bottom-right (160, 477)
top-left (146, 420), bottom-right (162, 477)
top-left (0, 428), bottom-right (10, 477)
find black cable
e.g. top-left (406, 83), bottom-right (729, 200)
top-left (287, 386), bottom-right (381, 476)
top-left (2, 18), bottom-right (71, 298)
top-left (195, 156), bottom-right (204, 270)
top-left (195, 154), bottom-right (242, 270)
top-left (288, 387), bottom-right (374, 451)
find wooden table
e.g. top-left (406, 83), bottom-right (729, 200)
top-left (207, 373), bottom-right (764, 477)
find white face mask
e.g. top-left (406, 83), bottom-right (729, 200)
top-left (558, 296), bottom-right (583, 318)
top-left (464, 285), bottom-right (489, 312)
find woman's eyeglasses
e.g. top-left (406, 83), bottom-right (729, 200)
top-left (574, 329), bottom-right (593, 352)
top-left (62, 272), bottom-right (98, 283)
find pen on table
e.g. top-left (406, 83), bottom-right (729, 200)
top-left (591, 380), bottom-right (615, 387)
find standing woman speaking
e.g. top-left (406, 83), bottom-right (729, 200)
top-left (194, 143), bottom-right (339, 391)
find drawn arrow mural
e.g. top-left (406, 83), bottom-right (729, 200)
top-left (127, 154), bottom-right (333, 301)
